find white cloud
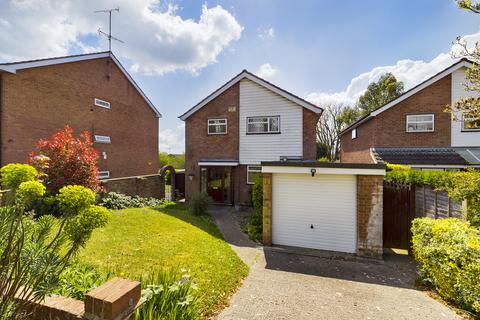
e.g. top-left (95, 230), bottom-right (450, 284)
top-left (0, 1), bottom-right (243, 75)
top-left (306, 31), bottom-right (480, 107)
top-left (159, 124), bottom-right (185, 154)
top-left (256, 63), bottom-right (279, 79)
top-left (258, 26), bottom-right (275, 39)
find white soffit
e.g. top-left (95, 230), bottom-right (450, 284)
top-left (179, 70), bottom-right (323, 120)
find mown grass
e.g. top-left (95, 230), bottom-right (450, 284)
top-left (78, 206), bottom-right (248, 316)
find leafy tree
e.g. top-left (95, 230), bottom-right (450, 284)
top-left (337, 106), bottom-right (362, 128)
top-left (158, 152), bottom-right (185, 169)
top-left (444, 0), bottom-right (480, 121)
top-left (29, 126), bottom-right (102, 193)
top-left (0, 164), bottom-right (109, 319)
top-left (357, 73), bottom-right (404, 116)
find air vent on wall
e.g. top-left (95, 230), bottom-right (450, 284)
top-left (94, 98), bottom-right (111, 109)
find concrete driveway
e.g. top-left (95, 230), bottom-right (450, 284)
top-left (210, 206), bottom-right (461, 320)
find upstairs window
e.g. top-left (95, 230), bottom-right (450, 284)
top-left (247, 116), bottom-right (280, 134)
top-left (208, 119), bottom-right (227, 134)
top-left (462, 115), bottom-right (480, 131)
top-left (94, 98), bottom-right (111, 109)
top-left (406, 114), bottom-right (434, 132)
top-left (351, 128), bottom-right (357, 139)
top-left (94, 135), bottom-right (111, 143)
top-left (247, 166), bottom-right (262, 184)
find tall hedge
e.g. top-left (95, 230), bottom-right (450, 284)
top-left (412, 218), bottom-right (480, 314)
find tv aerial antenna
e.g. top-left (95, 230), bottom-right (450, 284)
top-left (94, 7), bottom-right (124, 52)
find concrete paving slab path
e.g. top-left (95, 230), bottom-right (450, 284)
top-left (209, 205), bottom-right (461, 320)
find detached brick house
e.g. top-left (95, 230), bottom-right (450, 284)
top-left (180, 70), bottom-right (323, 206)
top-left (340, 58), bottom-right (480, 169)
top-left (0, 52), bottom-right (161, 178)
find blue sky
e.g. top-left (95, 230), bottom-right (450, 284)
top-left (1, 0), bottom-right (479, 153)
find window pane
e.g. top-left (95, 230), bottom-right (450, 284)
top-left (408, 115), bottom-right (433, 122)
top-left (208, 123), bottom-right (226, 134)
top-left (464, 117), bottom-right (480, 130)
top-left (269, 117), bottom-right (279, 132)
top-left (248, 122), bottom-right (268, 133)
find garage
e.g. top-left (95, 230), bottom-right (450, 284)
top-left (272, 173), bottom-right (357, 253)
top-left (262, 162), bottom-right (386, 257)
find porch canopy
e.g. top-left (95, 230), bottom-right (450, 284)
top-left (198, 159), bottom-right (239, 166)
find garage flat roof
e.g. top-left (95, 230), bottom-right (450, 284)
top-left (261, 161), bottom-right (386, 176)
top-left (261, 161), bottom-right (386, 169)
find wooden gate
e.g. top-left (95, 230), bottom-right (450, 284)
top-left (383, 181), bottom-right (415, 250)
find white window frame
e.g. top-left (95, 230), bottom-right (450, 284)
top-left (98, 171), bottom-right (110, 179)
top-left (351, 128), bottom-right (357, 139)
top-left (406, 114), bottom-right (435, 133)
top-left (94, 98), bottom-right (111, 109)
top-left (246, 115), bottom-right (280, 134)
top-left (247, 165), bottom-right (262, 185)
top-left (207, 119), bottom-right (228, 135)
top-left (462, 114), bottom-right (480, 131)
top-left (94, 135), bottom-right (111, 143)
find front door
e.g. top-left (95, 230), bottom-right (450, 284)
top-left (201, 167), bottom-right (232, 204)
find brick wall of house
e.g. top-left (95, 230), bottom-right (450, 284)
top-left (340, 119), bottom-right (376, 163)
top-left (357, 175), bottom-right (383, 257)
top-left (0, 58), bottom-right (159, 178)
top-left (303, 108), bottom-right (320, 160)
top-left (184, 83), bottom-right (240, 200)
top-left (374, 75), bottom-right (452, 147)
top-left (340, 74), bottom-right (452, 163)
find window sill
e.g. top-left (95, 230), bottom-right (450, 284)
top-left (246, 132), bottom-right (281, 135)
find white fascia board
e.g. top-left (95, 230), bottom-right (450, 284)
top-left (0, 66), bottom-right (17, 73)
top-left (261, 166), bottom-right (386, 176)
top-left (3, 52), bottom-right (110, 71)
top-left (371, 60), bottom-right (472, 117)
top-left (108, 54), bottom-right (162, 118)
top-left (241, 73), bottom-right (323, 114)
top-left (179, 71), bottom-right (322, 120)
top-left (198, 161), bottom-right (239, 166)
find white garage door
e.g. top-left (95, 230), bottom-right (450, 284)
top-left (272, 173), bottom-right (357, 253)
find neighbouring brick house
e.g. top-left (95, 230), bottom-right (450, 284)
top-left (180, 70), bottom-right (323, 206)
top-left (0, 52), bottom-right (161, 178)
top-left (340, 58), bottom-right (480, 169)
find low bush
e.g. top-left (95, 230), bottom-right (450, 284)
top-left (56, 185), bottom-right (96, 213)
top-left (188, 192), bottom-right (211, 216)
top-left (246, 210), bottom-right (263, 242)
top-left (136, 269), bottom-right (199, 320)
top-left (0, 163), bottom-right (38, 190)
top-left (99, 192), bottom-right (167, 210)
top-left (54, 262), bottom-right (112, 300)
top-left (251, 176), bottom-right (263, 211)
top-left (412, 218), bottom-right (480, 314)
top-left (246, 176), bottom-right (264, 241)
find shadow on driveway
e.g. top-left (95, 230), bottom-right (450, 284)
top-left (264, 246), bottom-right (420, 290)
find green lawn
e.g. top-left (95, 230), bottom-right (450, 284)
top-left (78, 206), bottom-right (248, 316)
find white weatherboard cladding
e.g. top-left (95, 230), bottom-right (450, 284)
top-left (239, 79), bottom-right (303, 164)
top-left (451, 68), bottom-right (480, 147)
top-left (272, 173), bottom-right (357, 253)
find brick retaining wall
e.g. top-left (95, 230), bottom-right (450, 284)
top-left (102, 174), bottom-right (165, 199)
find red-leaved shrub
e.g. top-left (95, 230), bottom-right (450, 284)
top-left (29, 125), bottom-right (102, 193)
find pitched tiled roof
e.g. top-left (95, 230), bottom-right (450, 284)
top-left (372, 147), bottom-right (470, 165)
